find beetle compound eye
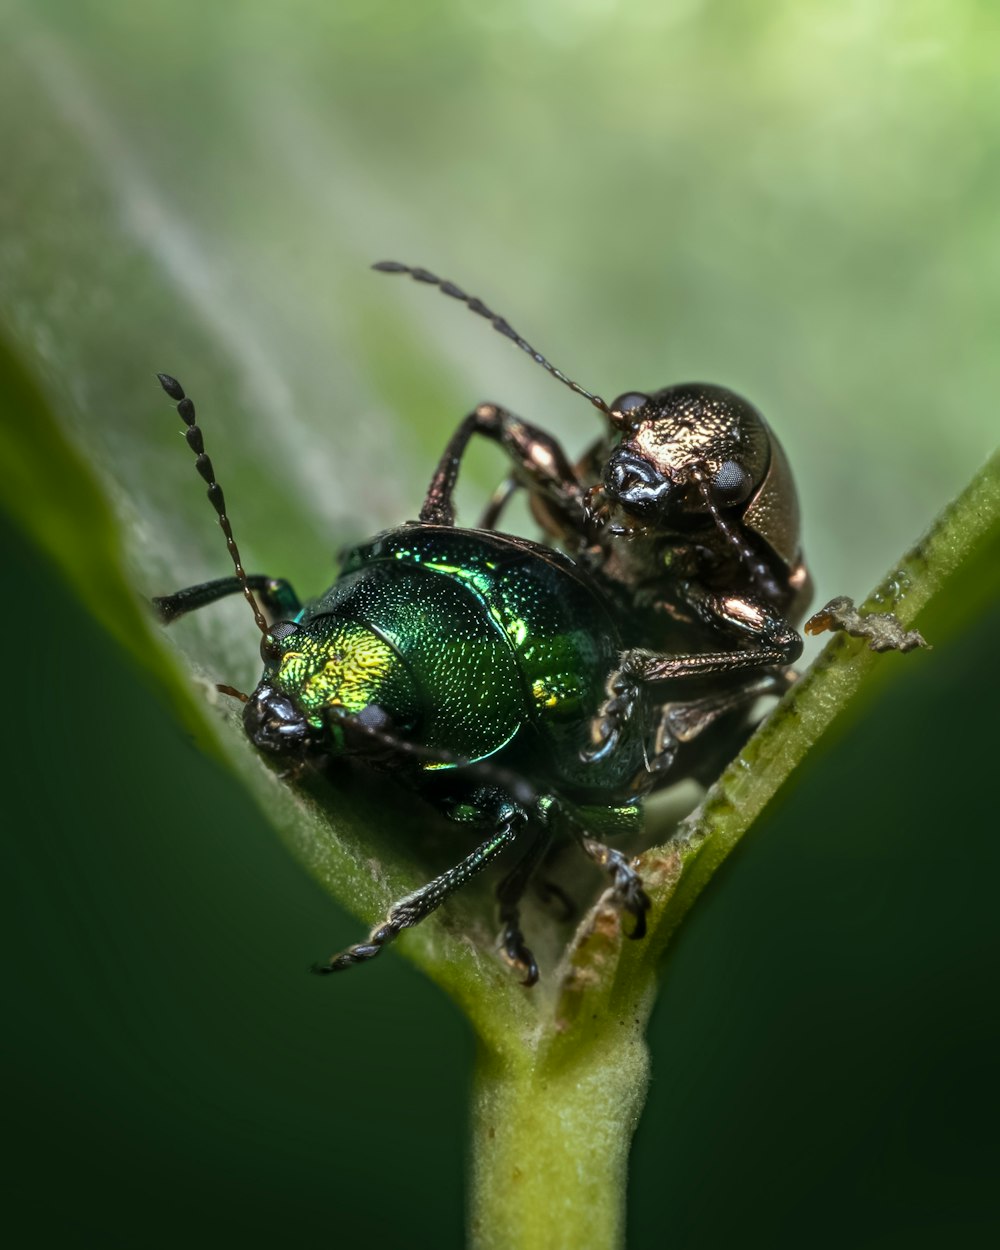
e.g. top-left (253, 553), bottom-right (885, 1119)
top-left (260, 619), bottom-right (300, 663)
top-left (711, 460), bottom-right (753, 506)
top-left (609, 392), bottom-right (650, 428)
top-left (271, 620), bottom-right (301, 642)
top-left (352, 704), bottom-right (393, 733)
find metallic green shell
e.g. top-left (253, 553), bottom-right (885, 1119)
top-left (307, 524), bottom-right (650, 801)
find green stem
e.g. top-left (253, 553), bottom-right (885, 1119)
top-left (469, 1024), bottom-right (650, 1250)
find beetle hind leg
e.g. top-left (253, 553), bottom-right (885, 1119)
top-left (584, 658), bottom-right (796, 780)
top-left (477, 476), bottom-right (521, 529)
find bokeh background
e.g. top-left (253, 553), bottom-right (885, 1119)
top-left (2, 2), bottom-right (998, 1246)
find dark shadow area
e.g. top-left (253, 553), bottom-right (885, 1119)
top-left (3, 513), bottom-right (474, 1248)
top-left (632, 587), bottom-right (999, 1246)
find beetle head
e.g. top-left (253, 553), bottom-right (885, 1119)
top-left (604, 382), bottom-right (772, 528)
top-left (246, 616), bottom-right (417, 758)
top-left (241, 621), bottom-right (314, 755)
top-left (368, 270), bottom-right (796, 564)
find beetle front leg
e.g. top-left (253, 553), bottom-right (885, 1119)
top-left (605, 585), bottom-right (800, 695)
top-left (584, 587), bottom-right (802, 765)
top-left (154, 575), bottom-right (301, 625)
top-left (633, 584), bottom-right (804, 681)
top-left (644, 670), bottom-right (796, 781)
top-left (584, 662), bottom-right (793, 772)
top-left (420, 403), bottom-right (587, 531)
top-left (312, 804), bottom-right (528, 975)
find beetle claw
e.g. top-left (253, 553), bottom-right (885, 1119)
top-left (501, 922), bottom-right (540, 988)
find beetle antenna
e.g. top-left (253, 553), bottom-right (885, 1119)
top-left (373, 261), bottom-right (612, 417)
top-left (157, 373), bottom-right (269, 637)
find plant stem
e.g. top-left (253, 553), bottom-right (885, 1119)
top-left (469, 1023), bottom-right (650, 1250)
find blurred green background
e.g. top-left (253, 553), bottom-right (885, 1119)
top-left (2, 1), bottom-right (998, 1245)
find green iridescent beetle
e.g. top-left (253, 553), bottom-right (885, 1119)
top-left (153, 374), bottom-right (657, 985)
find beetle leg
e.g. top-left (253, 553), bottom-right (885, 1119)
top-left (495, 822), bottom-right (554, 987)
top-left (571, 830), bottom-right (651, 940)
top-left (659, 671), bottom-right (792, 741)
top-left (312, 805), bottom-right (528, 975)
top-left (587, 584), bottom-right (802, 764)
top-left (677, 582), bottom-right (803, 671)
top-left (153, 575), bottom-right (300, 625)
top-left (419, 404), bottom-right (587, 530)
top-left (582, 664), bottom-right (646, 765)
top-left (535, 878), bottom-right (576, 922)
top-left (477, 475), bottom-right (521, 529)
top-left (585, 647), bottom-right (796, 769)
top-left (621, 585), bottom-right (803, 685)
top-left (645, 671), bottom-right (796, 780)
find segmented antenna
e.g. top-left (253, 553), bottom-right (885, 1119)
top-left (157, 373), bottom-right (269, 637)
top-left (372, 261), bottom-right (611, 416)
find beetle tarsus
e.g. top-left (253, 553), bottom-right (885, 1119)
top-left (500, 922), bottom-right (540, 987)
top-left (495, 822), bottom-right (552, 987)
top-left (626, 900), bottom-right (649, 941)
top-left (311, 942), bottom-right (384, 974)
top-left (583, 667), bottom-right (643, 764)
top-left (314, 921), bottom-right (400, 974)
top-left (578, 836), bottom-right (651, 940)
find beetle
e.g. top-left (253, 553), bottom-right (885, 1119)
top-left (153, 373), bottom-right (660, 984)
top-left (373, 262), bottom-right (921, 763)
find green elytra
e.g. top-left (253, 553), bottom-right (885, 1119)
top-left (291, 525), bottom-right (650, 796)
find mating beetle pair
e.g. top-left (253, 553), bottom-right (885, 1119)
top-left (374, 263), bottom-right (816, 782)
top-left (156, 263), bottom-right (922, 983)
